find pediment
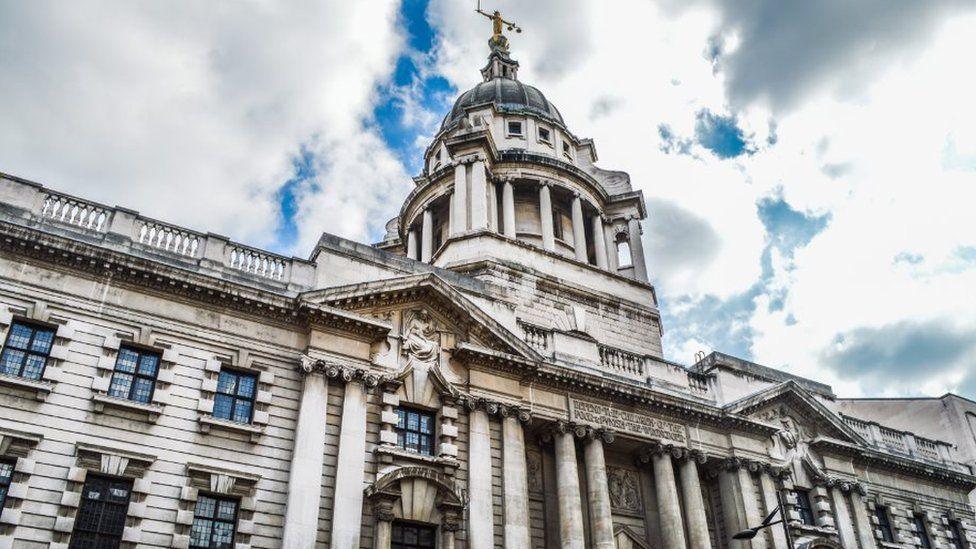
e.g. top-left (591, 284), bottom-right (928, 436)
top-left (301, 273), bottom-right (541, 362)
top-left (727, 381), bottom-right (866, 447)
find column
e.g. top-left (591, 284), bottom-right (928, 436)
top-left (830, 485), bottom-right (858, 549)
top-left (592, 214), bottom-right (608, 269)
top-left (452, 163), bottom-right (467, 234)
top-left (330, 381), bottom-right (368, 548)
top-left (737, 466), bottom-right (767, 549)
top-left (281, 367), bottom-right (329, 548)
top-left (468, 408), bottom-right (494, 549)
top-left (539, 182), bottom-right (555, 251)
top-left (502, 414), bottom-right (531, 549)
top-left (502, 180), bottom-right (516, 238)
top-left (719, 467), bottom-right (747, 549)
top-left (757, 470), bottom-right (789, 549)
top-left (584, 430), bottom-right (615, 549)
top-left (850, 489), bottom-right (877, 549)
top-left (650, 447), bottom-right (687, 549)
top-left (679, 452), bottom-right (712, 549)
top-left (421, 209), bottom-right (433, 263)
top-left (471, 159), bottom-right (489, 230)
top-left (372, 498), bottom-right (396, 549)
top-left (554, 426), bottom-right (586, 549)
top-left (604, 221), bottom-right (618, 272)
top-left (571, 194), bottom-right (587, 262)
top-left (627, 216), bottom-right (648, 282)
top-left (406, 228), bottom-right (418, 260)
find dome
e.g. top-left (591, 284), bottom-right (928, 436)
top-left (441, 77), bottom-right (564, 131)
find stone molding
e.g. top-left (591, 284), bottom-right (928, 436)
top-left (298, 354), bottom-right (388, 389)
top-left (537, 420), bottom-right (613, 445)
top-left (456, 394), bottom-right (532, 423)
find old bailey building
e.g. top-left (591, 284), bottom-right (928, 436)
top-left (1, 14), bottom-right (976, 549)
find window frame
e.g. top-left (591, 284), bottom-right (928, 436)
top-left (69, 473), bottom-right (133, 549)
top-left (0, 457), bottom-right (15, 511)
top-left (794, 488), bottom-right (816, 526)
top-left (107, 345), bottom-right (161, 404)
top-left (395, 407), bottom-right (436, 456)
top-left (506, 119), bottom-right (525, 138)
top-left (875, 505), bottom-right (895, 542)
top-left (562, 139), bottom-right (574, 160)
top-left (537, 125), bottom-right (552, 146)
top-left (948, 517), bottom-right (968, 549)
top-left (0, 320), bottom-right (56, 381)
top-left (391, 520), bottom-right (438, 549)
top-left (212, 368), bottom-right (258, 424)
top-left (913, 513), bottom-right (932, 548)
top-left (189, 493), bottom-right (239, 549)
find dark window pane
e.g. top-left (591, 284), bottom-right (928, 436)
top-left (213, 394), bottom-right (234, 420)
top-left (216, 371), bottom-right (237, 394)
top-left (31, 330), bottom-right (54, 353)
top-left (115, 349), bottom-right (138, 373)
top-left (236, 375), bottom-right (255, 398)
top-left (108, 373), bottom-right (133, 398)
top-left (22, 354), bottom-right (46, 380)
top-left (232, 399), bottom-right (252, 423)
top-left (7, 325), bottom-right (31, 349)
top-left (216, 499), bottom-right (237, 520)
top-left (70, 475), bottom-right (132, 549)
top-left (0, 349), bottom-right (23, 375)
top-left (131, 378), bottom-right (154, 403)
top-left (138, 354), bottom-right (159, 376)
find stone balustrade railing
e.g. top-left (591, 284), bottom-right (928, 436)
top-left (598, 344), bottom-right (644, 379)
top-left (686, 371), bottom-right (710, 396)
top-left (519, 321), bottom-right (552, 355)
top-left (1, 177), bottom-right (315, 292)
top-left (840, 413), bottom-right (956, 466)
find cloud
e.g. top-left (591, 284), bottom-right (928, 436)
top-left (0, 0), bottom-right (406, 252)
top-left (677, 0), bottom-right (976, 111)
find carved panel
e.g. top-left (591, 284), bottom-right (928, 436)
top-left (527, 449), bottom-right (544, 495)
top-left (607, 465), bottom-right (642, 515)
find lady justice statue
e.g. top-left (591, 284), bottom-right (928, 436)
top-left (476, 1), bottom-right (521, 54)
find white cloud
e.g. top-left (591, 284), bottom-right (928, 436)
top-left (0, 0), bottom-right (408, 251)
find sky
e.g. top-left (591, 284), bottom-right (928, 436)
top-left (1, 0), bottom-right (975, 399)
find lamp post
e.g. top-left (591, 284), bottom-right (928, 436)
top-left (732, 492), bottom-right (795, 549)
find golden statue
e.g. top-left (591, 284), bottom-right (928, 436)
top-left (476, 2), bottom-right (521, 53)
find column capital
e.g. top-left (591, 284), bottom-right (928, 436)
top-left (584, 427), bottom-right (615, 445)
top-left (298, 354), bottom-right (386, 389)
top-left (538, 179), bottom-right (554, 189)
top-left (637, 441), bottom-right (684, 463)
top-left (456, 395), bottom-right (531, 423)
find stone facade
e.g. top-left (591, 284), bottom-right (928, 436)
top-left (0, 32), bottom-right (974, 549)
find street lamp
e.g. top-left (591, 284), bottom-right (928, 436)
top-left (732, 492), bottom-right (795, 548)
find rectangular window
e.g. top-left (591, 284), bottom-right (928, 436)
top-left (562, 140), bottom-right (573, 159)
top-left (875, 506), bottom-right (895, 542)
top-left (70, 475), bottom-right (132, 549)
top-left (913, 514), bottom-right (932, 548)
top-left (212, 369), bottom-right (257, 424)
top-left (0, 458), bottom-right (14, 511)
top-left (538, 126), bottom-right (552, 145)
top-left (552, 208), bottom-right (564, 240)
top-left (794, 489), bottom-right (816, 526)
top-left (0, 321), bottom-right (55, 380)
top-left (948, 518), bottom-right (967, 549)
top-left (190, 494), bottom-right (238, 549)
top-left (108, 346), bottom-right (160, 404)
top-left (507, 120), bottom-right (524, 137)
top-left (396, 408), bottom-right (435, 456)
top-left (392, 521), bottom-right (437, 549)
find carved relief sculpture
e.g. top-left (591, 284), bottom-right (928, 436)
top-left (402, 309), bottom-right (440, 370)
top-left (607, 465), bottom-right (642, 514)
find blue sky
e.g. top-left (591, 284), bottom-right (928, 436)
top-left (1, 0), bottom-right (975, 398)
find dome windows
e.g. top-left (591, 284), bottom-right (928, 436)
top-left (537, 125), bottom-right (552, 147)
top-left (506, 119), bottom-right (525, 138)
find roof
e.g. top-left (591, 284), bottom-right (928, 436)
top-left (441, 77), bottom-right (564, 131)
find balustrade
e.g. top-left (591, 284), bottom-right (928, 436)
top-left (228, 246), bottom-right (287, 281)
top-left (137, 221), bottom-right (201, 258)
top-left (687, 372), bottom-right (710, 396)
top-left (40, 193), bottom-right (108, 232)
top-left (598, 345), bottom-right (644, 378)
top-left (519, 322), bottom-right (551, 354)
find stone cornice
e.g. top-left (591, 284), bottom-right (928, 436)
top-left (456, 394), bottom-right (532, 423)
top-left (298, 354), bottom-right (391, 389)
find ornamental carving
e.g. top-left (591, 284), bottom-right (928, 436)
top-left (607, 465), bottom-right (642, 514)
top-left (402, 309), bottom-right (440, 370)
top-left (526, 449), bottom-right (544, 494)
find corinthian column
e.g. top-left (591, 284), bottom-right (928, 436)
top-left (330, 380), bottom-right (368, 548)
top-left (584, 429), bottom-right (616, 549)
top-left (502, 412), bottom-right (531, 549)
top-left (757, 468), bottom-right (789, 549)
top-left (679, 451), bottom-right (712, 549)
top-left (468, 408), bottom-right (494, 549)
top-left (554, 424), bottom-right (586, 549)
top-left (571, 194), bottom-right (587, 262)
top-left (282, 359), bottom-right (329, 548)
top-left (645, 444), bottom-right (687, 549)
top-left (539, 182), bottom-right (555, 251)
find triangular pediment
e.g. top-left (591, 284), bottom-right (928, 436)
top-left (726, 381), bottom-right (867, 447)
top-left (301, 273), bottom-right (541, 362)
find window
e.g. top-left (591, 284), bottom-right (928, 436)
top-left (108, 346), bottom-right (160, 404)
top-left (70, 475), bottom-right (132, 549)
top-left (948, 517), bottom-right (967, 549)
top-left (562, 140), bottom-right (573, 159)
top-left (392, 522), bottom-right (437, 549)
top-left (875, 505), bottom-right (895, 542)
top-left (213, 370), bottom-right (257, 424)
top-left (396, 408), bottom-right (435, 456)
top-left (190, 494), bottom-right (238, 549)
top-left (552, 208), bottom-right (564, 240)
top-left (0, 458), bottom-right (14, 511)
top-left (0, 321), bottom-right (55, 380)
top-left (507, 120), bottom-right (524, 137)
top-left (616, 239), bottom-right (632, 268)
top-left (794, 489), bottom-right (816, 526)
top-left (538, 126), bottom-right (552, 145)
top-left (913, 514), bottom-right (932, 548)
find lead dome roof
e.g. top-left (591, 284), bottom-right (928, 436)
top-left (441, 77), bottom-right (564, 131)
